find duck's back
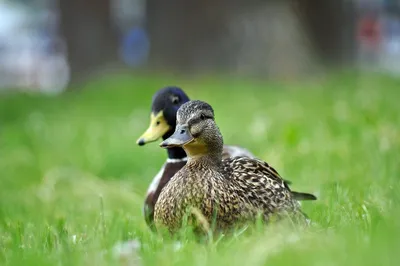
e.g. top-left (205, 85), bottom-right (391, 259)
top-left (222, 156), bottom-right (300, 219)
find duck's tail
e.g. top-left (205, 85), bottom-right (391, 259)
top-left (291, 191), bottom-right (317, 201)
top-left (283, 179), bottom-right (292, 185)
top-left (283, 179), bottom-right (317, 201)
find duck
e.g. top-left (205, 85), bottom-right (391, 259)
top-left (137, 87), bottom-right (315, 231)
top-left (154, 100), bottom-right (316, 234)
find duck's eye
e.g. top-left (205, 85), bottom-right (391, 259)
top-left (200, 114), bottom-right (206, 120)
top-left (171, 96), bottom-right (179, 104)
top-left (156, 121), bottom-right (161, 126)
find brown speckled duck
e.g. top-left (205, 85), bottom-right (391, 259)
top-left (154, 100), bottom-right (315, 234)
top-left (137, 87), bottom-right (315, 231)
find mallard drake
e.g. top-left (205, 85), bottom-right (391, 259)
top-left (137, 87), bottom-right (315, 231)
top-left (154, 100), bottom-right (316, 234)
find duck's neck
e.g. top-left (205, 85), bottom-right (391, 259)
top-left (163, 131), bottom-right (187, 161)
top-left (186, 152), bottom-right (222, 169)
top-left (184, 138), bottom-right (224, 169)
top-left (166, 147), bottom-right (187, 161)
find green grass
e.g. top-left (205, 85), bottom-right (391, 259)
top-left (0, 72), bottom-right (399, 265)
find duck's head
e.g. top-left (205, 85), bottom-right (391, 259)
top-left (137, 86), bottom-right (190, 146)
top-left (160, 100), bottom-right (223, 159)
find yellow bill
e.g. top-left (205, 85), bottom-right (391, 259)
top-left (137, 111), bottom-right (171, 146)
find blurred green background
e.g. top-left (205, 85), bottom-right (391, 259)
top-left (1, 72), bottom-right (399, 265)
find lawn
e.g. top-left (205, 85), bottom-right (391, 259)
top-left (0, 72), bottom-right (399, 266)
